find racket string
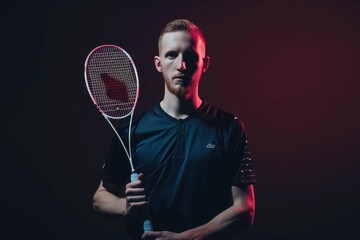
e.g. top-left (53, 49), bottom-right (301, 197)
top-left (86, 47), bottom-right (138, 118)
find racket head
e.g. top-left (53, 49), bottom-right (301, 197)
top-left (84, 44), bottom-right (139, 119)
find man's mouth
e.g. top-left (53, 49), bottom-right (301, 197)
top-left (173, 76), bottom-right (190, 87)
top-left (174, 75), bottom-right (189, 81)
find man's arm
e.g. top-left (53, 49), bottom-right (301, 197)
top-left (142, 185), bottom-right (255, 240)
top-left (93, 181), bottom-right (128, 215)
top-left (93, 173), bottom-right (148, 216)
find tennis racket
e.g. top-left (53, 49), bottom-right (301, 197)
top-left (84, 44), bottom-right (153, 232)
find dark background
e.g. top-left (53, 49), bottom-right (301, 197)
top-left (2, 0), bottom-right (360, 239)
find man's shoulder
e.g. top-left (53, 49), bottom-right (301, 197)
top-left (118, 104), bottom-right (157, 129)
top-left (197, 102), bottom-right (241, 128)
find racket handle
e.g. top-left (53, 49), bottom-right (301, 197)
top-left (130, 172), bottom-right (139, 182)
top-left (143, 219), bottom-right (153, 232)
top-left (130, 172), bottom-right (154, 232)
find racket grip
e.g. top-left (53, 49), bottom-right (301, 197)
top-left (130, 172), bottom-right (139, 182)
top-left (130, 172), bottom-right (154, 232)
top-left (143, 219), bottom-right (153, 232)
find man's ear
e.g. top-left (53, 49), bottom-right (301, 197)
top-left (154, 56), bottom-right (162, 72)
top-left (202, 56), bottom-right (210, 73)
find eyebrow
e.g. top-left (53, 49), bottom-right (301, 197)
top-left (164, 46), bottom-right (196, 55)
top-left (164, 50), bottom-right (178, 57)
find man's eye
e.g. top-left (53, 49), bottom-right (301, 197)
top-left (166, 52), bottom-right (177, 59)
top-left (184, 51), bottom-right (198, 63)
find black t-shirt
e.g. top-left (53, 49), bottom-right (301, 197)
top-left (100, 101), bottom-right (257, 238)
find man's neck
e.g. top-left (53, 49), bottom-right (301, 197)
top-left (160, 92), bottom-right (202, 120)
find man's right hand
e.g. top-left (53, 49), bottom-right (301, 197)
top-left (125, 173), bottom-right (148, 215)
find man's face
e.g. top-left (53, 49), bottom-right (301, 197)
top-left (154, 31), bottom-right (209, 99)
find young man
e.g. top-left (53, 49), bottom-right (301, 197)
top-left (93, 19), bottom-right (257, 240)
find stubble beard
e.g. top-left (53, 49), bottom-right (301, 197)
top-left (164, 76), bottom-right (187, 99)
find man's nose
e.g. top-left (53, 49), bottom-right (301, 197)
top-left (176, 56), bottom-right (187, 71)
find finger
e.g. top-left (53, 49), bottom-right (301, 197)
top-left (129, 201), bottom-right (148, 207)
top-left (138, 172), bottom-right (145, 180)
top-left (126, 195), bottom-right (147, 203)
top-left (142, 231), bottom-right (161, 239)
top-left (125, 187), bottom-right (146, 196)
top-left (125, 186), bottom-right (145, 193)
top-left (126, 180), bottom-right (143, 188)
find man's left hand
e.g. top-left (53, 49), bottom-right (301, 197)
top-left (142, 231), bottom-right (188, 240)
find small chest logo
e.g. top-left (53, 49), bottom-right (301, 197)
top-left (206, 143), bottom-right (216, 149)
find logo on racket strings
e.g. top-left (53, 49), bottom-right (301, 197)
top-left (101, 73), bottom-right (129, 102)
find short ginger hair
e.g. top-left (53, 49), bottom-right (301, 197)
top-left (158, 19), bottom-right (206, 53)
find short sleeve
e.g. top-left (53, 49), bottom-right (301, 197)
top-left (229, 120), bottom-right (257, 188)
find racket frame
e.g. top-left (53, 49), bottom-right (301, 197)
top-left (84, 44), bottom-right (153, 232)
top-left (84, 44), bottom-right (139, 120)
top-left (84, 44), bottom-right (139, 172)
